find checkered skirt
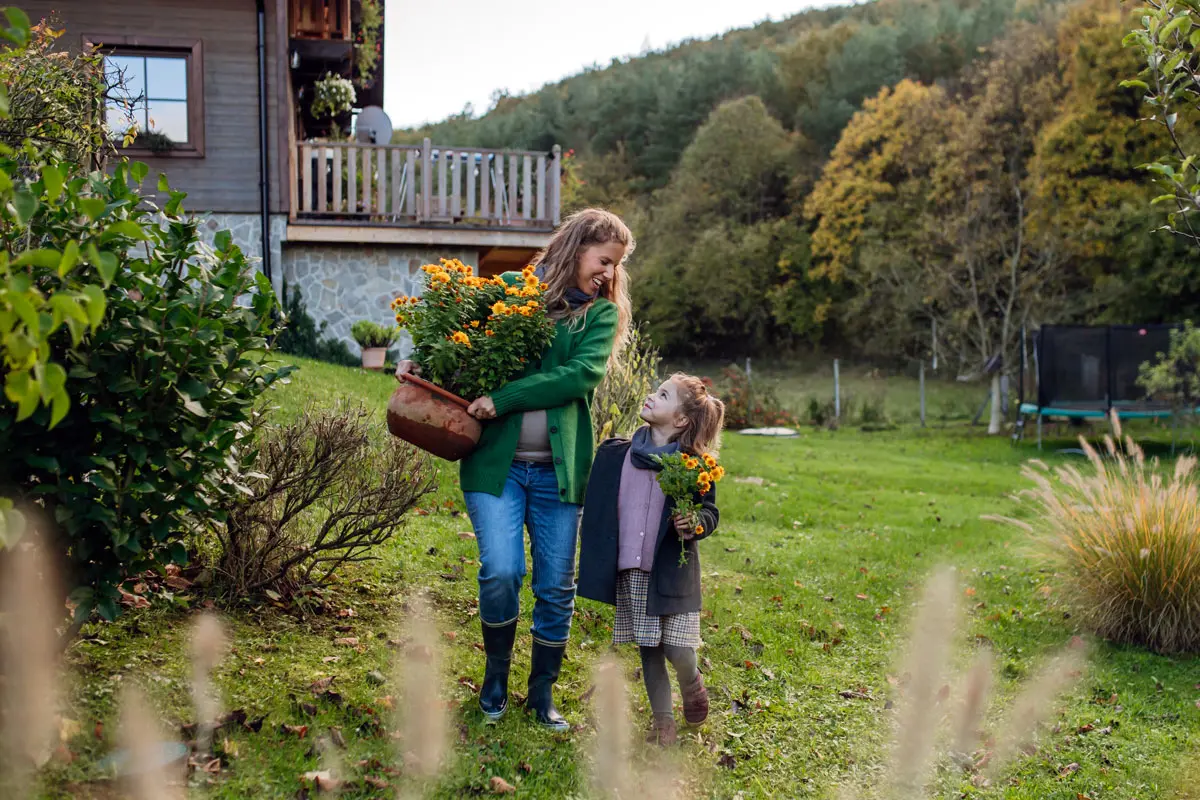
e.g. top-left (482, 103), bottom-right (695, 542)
top-left (613, 569), bottom-right (701, 648)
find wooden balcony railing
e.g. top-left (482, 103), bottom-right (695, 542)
top-left (289, 0), bottom-right (351, 40)
top-left (293, 139), bottom-right (562, 229)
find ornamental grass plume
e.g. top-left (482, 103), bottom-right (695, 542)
top-left (992, 412), bottom-right (1200, 654)
top-left (0, 533), bottom-right (62, 798)
top-left (394, 595), bottom-right (447, 787)
top-left (119, 685), bottom-right (184, 800)
top-left (189, 613), bottom-right (229, 756)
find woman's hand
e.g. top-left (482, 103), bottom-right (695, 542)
top-left (467, 396), bottom-right (497, 420)
top-left (394, 360), bottom-right (421, 382)
top-left (673, 513), bottom-right (701, 540)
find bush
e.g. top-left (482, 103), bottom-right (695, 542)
top-left (215, 404), bottom-right (434, 599)
top-left (1139, 321), bottom-right (1200, 413)
top-left (716, 366), bottom-right (799, 429)
top-left (351, 319), bottom-right (398, 349)
top-left (0, 156), bottom-right (288, 622)
top-left (273, 286), bottom-right (358, 366)
top-left (593, 325), bottom-right (661, 443)
top-left (1001, 417), bottom-right (1200, 654)
top-left (0, 13), bottom-right (110, 170)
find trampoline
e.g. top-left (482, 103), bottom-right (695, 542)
top-left (1016, 324), bottom-right (1192, 449)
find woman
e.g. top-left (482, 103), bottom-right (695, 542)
top-left (395, 208), bottom-right (634, 730)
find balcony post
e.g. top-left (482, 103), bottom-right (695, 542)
top-left (550, 144), bottom-right (561, 226)
top-left (421, 138), bottom-right (432, 222)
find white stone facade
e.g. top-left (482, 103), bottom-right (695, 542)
top-left (281, 243), bottom-right (479, 357)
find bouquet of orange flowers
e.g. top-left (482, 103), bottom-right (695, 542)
top-left (391, 259), bottom-right (555, 400)
top-left (653, 451), bottom-right (726, 565)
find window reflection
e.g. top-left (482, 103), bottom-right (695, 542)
top-left (103, 53), bottom-right (191, 145)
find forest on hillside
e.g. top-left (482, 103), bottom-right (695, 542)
top-left (396, 0), bottom-right (1199, 371)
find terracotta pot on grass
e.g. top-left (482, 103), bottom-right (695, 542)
top-left (361, 347), bottom-right (387, 370)
top-left (387, 373), bottom-right (481, 462)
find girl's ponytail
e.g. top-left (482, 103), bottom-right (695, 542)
top-left (671, 374), bottom-right (726, 456)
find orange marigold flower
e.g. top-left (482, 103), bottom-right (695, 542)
top-left (524, 274), bottom-right (539, 288)
top-left (693, 524), bottom-right (704, 536)
top-left (525, 300), bottom-right (540, 309)
top-left (703, 454), bottom-right (717, 468)
top-left (699, 481), bottom-right (712, 494)
top-left (711, 466), bottom-right (725, 481)
top-left (470, 320), bottom-right (481, 328)
top-left (506, 287), bottom-right (521, 296)
top-left (491, 301), bottom-right (507, 315)
top-left (697, 471), bottom-right (711, 484)
top-left (485, 329), bottom-right (495, 337)
top-left (522, 264), bottom-right (536, 276)
top-left (450, 331), bottom-right (471, 346)
top-left (434, 272), bottom-right (451, 284)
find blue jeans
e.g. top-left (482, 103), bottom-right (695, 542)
top-left (464, 461), bottom-right (581, 647)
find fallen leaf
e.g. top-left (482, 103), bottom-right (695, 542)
top-left (855, 594), bottom-right (868, 600)
top-left (839, 690), bottom-right (871, 700)
top-left (490, 776), bottom-right (517, 794)
top-left (824, 595), bottom-right (835, 603)
top-left (1077, 723), bottom-right (1095, 734)
top-left (444, 631), bottom-right (458, 642)
top-left (458, 676), bottom-right (480, 693)
top-left (322, 656), bottom-right (340, 664)
top-left (520, 762), bottom-right (532, 773)
top-left (331, 728), bottom-right (347, 749)
top-left (310, 676), bottom-right (336, 694)
top-left (300, 703), bottom-right (318, 717)
top-left (1059, 763), bottom-right (1080, 777)
top-left (334, 637), bottom-right (359, 647)
top-left (281, 724), bottom-right (309, 739)
top-left (458, 531), bottom-right (476, 540)
top-left (365, 775), bottom-right (390, 789)
top-left (253, 657), bottom-right (266, 666)
top-left (165, 575), bottom-right (193, 591)
top-left (338, 608), bottom-right (357, 618)
top-left (718, 754), bottom-right (738, 769)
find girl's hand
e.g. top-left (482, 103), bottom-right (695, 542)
top-left (467, 396), bottom-right (497, 420)
top-left (394, 360), bottom-right (421, 381)
top-left (673, 513), bottom-right (700, 540)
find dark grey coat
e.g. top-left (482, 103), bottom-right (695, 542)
top-left (577, 438), bottom-right (719, 616)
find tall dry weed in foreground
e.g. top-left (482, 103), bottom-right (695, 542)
top-left (886, 567), bottom-right (959, 797)
top-left (0, 536), bottom-right (63, 797)
top-left (841, 567), bottom-right (1087, 799)
top-left (588, 655), bottom-right (689, 800)
top-left (395, 595), bottom-right (448, 792)
top-left (994, 414), bottom-right (1200, 653)
top-left (190, 613), bottom-right (229, 756)
top-left (120, 686), bottom-right (184, 800)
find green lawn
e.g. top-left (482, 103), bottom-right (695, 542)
top-left (33, 356), bottom-right (1200, 799)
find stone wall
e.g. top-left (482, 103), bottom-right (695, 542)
top-left (281, 243), bottom-right (480, 357)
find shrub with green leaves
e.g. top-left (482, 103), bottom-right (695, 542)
top-left (1139, 320), bottom-right (1200, 412)
top-left (0, 154), bottom-right (289, 622)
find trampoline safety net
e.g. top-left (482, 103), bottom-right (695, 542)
top-left (1035, 324), bottom-right (1178, 411)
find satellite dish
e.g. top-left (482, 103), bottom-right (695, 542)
top-left (355, 106), bottom-right (393, 144)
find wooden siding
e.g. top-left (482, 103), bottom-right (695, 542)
top-left (21, 0), bottom-right (288, 214)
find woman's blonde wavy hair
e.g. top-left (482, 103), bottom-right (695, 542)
top-left (530, 208), bottom-right (634, 360)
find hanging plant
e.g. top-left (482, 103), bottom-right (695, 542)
top-left (311, 72), bottom-right (356, 120)
top-left (354, 0), bottom-right (383, 87)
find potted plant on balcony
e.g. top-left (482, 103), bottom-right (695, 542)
top-left (351, 319), bottom-right (397, 369)
top-left (307, 72), bottom-right (356, 139)
top-left (387, 259), bottom-right (554, 462)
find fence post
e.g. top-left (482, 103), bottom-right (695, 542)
top-left (919, 361), bottom-right (926, 428)
top-left (745, 357), bottom-right (751, 379)
top-left (834, 359), bottom-right (841, 421)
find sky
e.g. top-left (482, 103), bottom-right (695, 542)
top-left (382, 0), bottom-right (837, 129)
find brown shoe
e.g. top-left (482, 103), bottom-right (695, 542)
top-left (646, 713), bottom-right (677, 746)
top-left (681, 673), bottom-right (709, 725)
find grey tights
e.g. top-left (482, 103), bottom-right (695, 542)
top-left (639, 644), bottom-right (699, 717)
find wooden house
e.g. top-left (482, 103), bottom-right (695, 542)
top-left (21, 0), bottom-right (562, 353)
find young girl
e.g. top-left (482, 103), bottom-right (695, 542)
top-left (577, 373), bottom-right (726, 745)
top-left (396, 208), bottom-right (634, 731)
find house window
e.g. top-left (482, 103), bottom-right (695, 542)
top-left (86, 35), bottom-right (205, 157)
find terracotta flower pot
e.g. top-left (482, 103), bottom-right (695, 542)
top-left (361, 347), bottom-right (387, 369)
top-left (387, 373), bottom-right (481, 462)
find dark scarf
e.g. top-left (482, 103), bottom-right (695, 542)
top-left (629, 426), bottom-right (679, 471)
top-left (535, 266), bottom-right (598, 310)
